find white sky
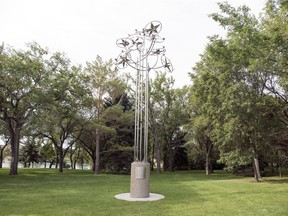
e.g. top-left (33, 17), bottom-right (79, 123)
top-left (0, 0), bottom-right (267, 88)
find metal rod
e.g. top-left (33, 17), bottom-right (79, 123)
top-left (144, 57), bottom-right (149, 162)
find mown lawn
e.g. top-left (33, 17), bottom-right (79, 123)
top-left (0, 168), bottom-right (287, 216)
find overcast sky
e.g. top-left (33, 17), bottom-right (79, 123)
top-left (0, 0), bottom-right (267, 87)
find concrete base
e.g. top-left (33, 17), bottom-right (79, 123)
top-left (115, 193), bottom-right (165, 201)
top-left (130, 162), bottom-right (150, 198)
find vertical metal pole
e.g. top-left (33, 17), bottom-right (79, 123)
top-left (136, 65), bottom-right (141, 161)
top-left (134, 66), bottom-right (139, 161)
top-left (144, 56), bottom-right (149, 162)
top-left (139, 52), bottom-right (143, 161)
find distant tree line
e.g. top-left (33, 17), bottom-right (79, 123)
top-left (1, 0), bottom-right (287, 181)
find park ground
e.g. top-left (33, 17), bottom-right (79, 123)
top-left (0, 169), bottom-right (288, 216)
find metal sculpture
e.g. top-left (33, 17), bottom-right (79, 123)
top-left (115, 21), bottom-right (173, 163)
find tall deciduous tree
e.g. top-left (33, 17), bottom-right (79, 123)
top-left (150, 72), bottom-right (189, 172)
top-left (259, 0), bottom-right (288, 176)
top-left (0, 43), bottom-right (49, 175)
top-left (34, 52), bottom-right (87, 173)
top-left (190, 2), bottom-right (275, 181)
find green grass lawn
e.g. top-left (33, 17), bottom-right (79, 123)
top-left (0, 168), bottom-right (287, 216)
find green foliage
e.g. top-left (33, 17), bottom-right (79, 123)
top-left (0, 42), bottom-right (51, 174)
top-left (19, 136), bottom-right (41, 167)
top-left (39, 140), bottom-right (56, 166)
top-left (32, 51), bottom-right (89, 173)
top-left (99, 98), bottom-right (134, 173)
top-left (150, 72), bottom-right (190, 171)
top-left (83, 56), bottom-right (128, 174)
top-left (2, 0), bottom-right (287, 178)
top-left (188, 0), bottom-right (288, 177)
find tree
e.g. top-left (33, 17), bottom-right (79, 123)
top-left (39, 140), bottom-right (55, 168)
top-left (77, 95), bottom-right (134, 173)
top-left (190, 2), bottom-right (277, 181)
top-left (102, 94), bottom-right (134, 171)
top-left (186, 70), bottom-right (217, 175)
top-left (185, 116), bottom-right (214, 175)
top-left (260, 1), bottom-right (288, 176)
top-left (270, 134), bottom-right (288, 177)
top-left (187, 0), bottom-right (288, 180)
top-left (77, 120), bottom-right (97, 171)
top-left (150, 72), bottom-right (189, 172)
top-left (19, 136), bottom-right (41, 168)
top-left (0, 42), bottom-right (49, 175)
top-left (262, 0), bottom-right (288, 101)
top-left (84, 56), bottom-right (125, 174)
top-left (34, 52), bottom-right (88, 172)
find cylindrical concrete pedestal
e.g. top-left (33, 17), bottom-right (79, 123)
top-left (130, 162), bottom-right (150, 198)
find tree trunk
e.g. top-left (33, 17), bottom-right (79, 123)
top-left (168, 145), bottom-right (173, 172)
top-left (9, 128), bottom-right (20, 175)
top-left (95, 89), bottom-right (102, 175)
top-left (254, 157), bottom-right (261, 179)
top-left (204, 141), bottom-right (213, 175)
top-left (55, 161), bottom-right (58, 169)
top-left (156, 134), bottom-right (161, 175)
top-left (73, 147), bottom-right (80, 169)
top-left (55, 151), bottom-right (59, 169)
top-left (168, 144), bottom-right (177, 172)
top-left (91, 153), bottom-right (96, 171)
top-left (58, 149), bottom-right (64, 173)
top-left (92, 161), bottom-right (95, 171)
top-left (95, 128), bottom-right (100, 175)
top-left (49, 160), bottom-right (54, 168)
top-left (252, 142), bottom-right (261, 181)
top-left (252, 158), bottom-right (261, 182)
top-left (205, 153), bottom-right (210, 175)
top-left (0, 151), bottom-right (3, 168)
top-left (209, 144), bottom-right (214, 174)
top-left (0, 142), bottom-right (8, 169)
top-left (279, 165), bottom-right (282, 178)
top-left (73, 160), bottom-right (77, 169)
top-left (69, 147), bottom-right (73, 169)
top-left (151, 137), bottom-right (155, 171)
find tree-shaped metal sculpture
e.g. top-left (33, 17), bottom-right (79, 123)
top-left (115, 21), bottom-right (173, 199)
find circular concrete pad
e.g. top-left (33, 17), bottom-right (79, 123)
top-left (115, 193), bottom-right (165, 201)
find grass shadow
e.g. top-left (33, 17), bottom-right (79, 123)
top-left (152, 170), bottom-right (246, 182)
top-left (264, 178), bottom-right (288, 184)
